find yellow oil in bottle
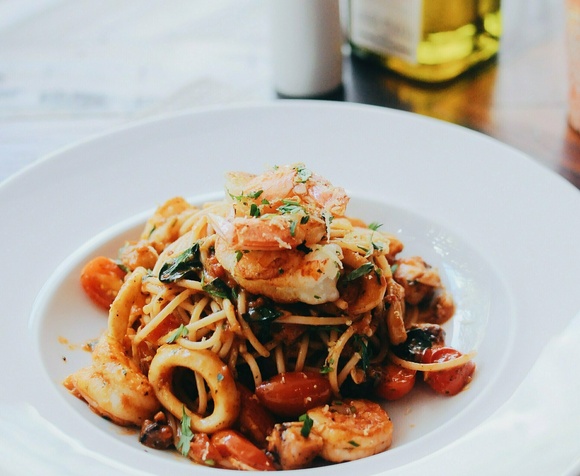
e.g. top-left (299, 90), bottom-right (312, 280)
top-left (349, 0), bottom-right (501, 83)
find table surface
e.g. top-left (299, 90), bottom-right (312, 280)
top-left (1, 0), bottom-right (578, 189)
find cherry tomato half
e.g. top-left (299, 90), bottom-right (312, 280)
top-left (80, 256), bottom-right (126, 310)
top-left (210, 430), bottom-right (275, 471)
top-left (237, 384), bottom-right (276, 447)
top-left (374, 363), bottom-right (416, 401)
top-left (188, 433), bottom-right (224, 467)
top-left (423, 346), bottom-right (475, 396)
top-left (255, 371), bottom-right (332, 418)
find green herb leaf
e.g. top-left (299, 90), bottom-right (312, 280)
top-left (166, 324), bottom-right (189, 344)
top-left (349, 440), bottom-right (360, 447)
top-left (159, 243), bottom-right (202, 283)
top-left (202, 278), bottom-right (232, 300)
top-left (353, 334), bottom-right (370, 371)
top-left (368, 222), bottom-right (382, 231)
top-left (289, 219), bottom-right (297, 237)
top-left (245, 304), bottom-right (282, 322)
top-left (229, 189), bottom-right (263, 201)
top-left (177, 406), bottom-right (194, 456)
top-left (320, 358), bottom-right (334, 374)
top-left (345, 262), bottom-right (374, 281)
top-left (299, 413), bottom-right (314, 437)
top-left (294, 165), bottom-right (312, 183)
top-left (249, 203), bottom-right (260, 217)
top-left (278, 199), bottom-right (306, 215)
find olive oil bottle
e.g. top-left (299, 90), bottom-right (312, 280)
top-left (348, 0), bottom-right (501, 83)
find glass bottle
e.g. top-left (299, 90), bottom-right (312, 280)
top-left (348, 0), bottom-right (502, 83)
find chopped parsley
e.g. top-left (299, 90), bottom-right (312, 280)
top-left (345, 262), bottom-right (375, 281)
top-left (177, 406), bottom-right (194, 456)
top-left (166, 324), bottom-right (189, 343)
top-left (278, 199), bottom-right (307, 216)
top-left (299, 413), bottom-right (314, 437)
top-left (294, 165), bottom-right (312, 183)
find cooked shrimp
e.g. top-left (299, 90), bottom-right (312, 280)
top-left (212, 163), bottom-right (349, 251)
top-left (267, 422), bottom-right (324, 470)
top-left (215, 239), bottom-right (343, 305)
top-left (64, 268), bottom-right (160, 427)
top-left (393, 256), bottom-right (442, 305)
top-left (306, 399), bottom-right (393, 463)
top-left (63, 334), bottom-right (160, 426)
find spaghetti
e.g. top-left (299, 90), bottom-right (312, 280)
top-left (65, 163), bottom-right (475, 470)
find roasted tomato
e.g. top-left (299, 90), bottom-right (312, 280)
top-left (374, 363), bottom-right (416, 401)
top-left (210, 430), bottom-right (276, 471)
top-left (423, 347), bottom-right (475, 396)
top-left (255, 371), bottom-right (332, 418)
top-left (237, 384), bottom-right (276, 447)
top-left (80, 256), bottom-right (126, 309)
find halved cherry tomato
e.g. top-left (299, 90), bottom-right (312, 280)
top-left (423, 346), bottom-right (475, 396)
top-left (374, 363), bottom-right (416, 401)
top-left (80, 256), bottom-right (126, 310)
top-left (210, 430), bottom-right (276, 471)
top-left (188, 433), bottom-right (223, 467)
top-left (255, 371), bottom-right (332, 418)
top-left (237, 384), bottom-right (276, 447)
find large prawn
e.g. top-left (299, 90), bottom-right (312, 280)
top-left (210, 164), bottom-right (349, 305)
top-left (267, 398), bottom-right (393, 468)
top-left (64, 268), bottom-right (160, 427)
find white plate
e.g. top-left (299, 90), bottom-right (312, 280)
top-left (1, 101), bottom-right (580, 476)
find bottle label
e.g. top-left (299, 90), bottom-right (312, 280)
top-left (350, 0), bottom-right (423, 64)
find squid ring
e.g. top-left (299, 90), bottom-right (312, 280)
top-left (148, 344), bottom-right (240, 433)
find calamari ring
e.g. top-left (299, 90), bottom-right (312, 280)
top-left (148, 344), bottom-right (240, 433)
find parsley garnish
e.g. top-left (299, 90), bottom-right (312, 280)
top-left (345, 262), bottom-right (374, 281)
top-left (299, 413), bottom-right (314, 437)
top-left (294, 165), bottom-right (312, 183)
top-left (368, 222), bottom-right (382, 231)
top-left (166, 324), bottom-right (189, 343)
top-left (320, 358), bottom-right (334, 374)
top-left (229, 189), bottom-right (264, 201)
top-left (249, 203), bottom-right (260, 217)
top-left (278, 199), bottom-right (307, 215)
top-left (353, 334), bottom-right (370, 370)
top-left (177, 406), bottom-right (194, 456)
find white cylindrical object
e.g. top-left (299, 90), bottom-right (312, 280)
top-left (271, 0), bottom-right (343, 97)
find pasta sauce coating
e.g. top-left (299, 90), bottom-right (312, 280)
top-left (64, 164), bottom-right (473, 470)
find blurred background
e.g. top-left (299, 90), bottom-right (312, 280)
top-left (0, 0), bottom-right (574, 185)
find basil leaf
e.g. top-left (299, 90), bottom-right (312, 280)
top-left (202, 278), bottom-right (232, 300)
top-left (244, 304), bottom-right (282, 322)
top-left (159, 243), bottom-right (202, 283)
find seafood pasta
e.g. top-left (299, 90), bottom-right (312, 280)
top-left (64, 164), bottom-right (475, 470)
